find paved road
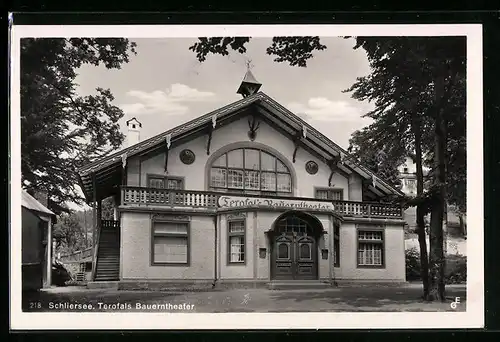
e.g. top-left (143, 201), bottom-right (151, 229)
top-left (23, 284), bottom-right (466, 313)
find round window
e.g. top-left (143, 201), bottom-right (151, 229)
top-left (179, 149), bottom-right (195, 165)
top-left (305, 161), bottom-right (318, 175)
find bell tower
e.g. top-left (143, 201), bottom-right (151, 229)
top-left (236, 64), bottom-right (262, 98)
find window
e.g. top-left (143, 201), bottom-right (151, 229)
top-left (209, 148), bottom-right (292, 195)
top-left (299, 243), bottom-right (311, 259)
top-left (315, 188), bottom-right (343, 201)
top-left (152, 221), bottom-right (189, 265)
top-left (277, 243), bottom-right (290, 260)
top-left (357, 230), bottom-right (384, 267)
top-left (228, 220), bottom-right (245, 263)
top-left (403, 167), bottom-right (408, 173)
top-left (147, 175), bottom-right (184, 190)
top-left (334, 225), bottom-right (340, 267)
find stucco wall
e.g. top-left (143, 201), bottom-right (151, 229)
top-left (334, 222), bottom-right (406, 281)
top-left (120, 210), bottom-right (406, 282)
top-left (219, 213), bottom-right (255, 279)
top-left (121, 211), bottom-right (215, 280)
top-left (127, 116), bottom-right (361, 200)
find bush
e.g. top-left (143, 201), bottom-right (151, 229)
top-left (445, 254), bottom-right (467, 284)
top-left (405, 248), bottom-right (466, 284)
top-left (405, 247), bottom-right (422, 281)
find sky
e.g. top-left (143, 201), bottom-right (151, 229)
top-left (75, 37), bottom-right (375, 151)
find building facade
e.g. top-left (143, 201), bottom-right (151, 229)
top-left (78, 72), bottom-right (407, 288)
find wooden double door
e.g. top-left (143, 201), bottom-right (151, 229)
top-left (271, 214), bottom-right (319, 280)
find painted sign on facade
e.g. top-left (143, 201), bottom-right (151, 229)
top-left (218, 196), bottom-right (334, 211)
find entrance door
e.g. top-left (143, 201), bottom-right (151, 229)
top-left (271, 214), bottom-right (318, 280)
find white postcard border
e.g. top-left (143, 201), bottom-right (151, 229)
top-left (9, 23), bottom-right (484, 330)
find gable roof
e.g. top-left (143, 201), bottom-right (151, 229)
top-left (77, 92), bottom-right (404, 201)
top-left (22, 190), bottom-right (55, 218)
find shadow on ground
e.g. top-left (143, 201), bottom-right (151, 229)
top-left (268, 286), bottom-right (466, 311)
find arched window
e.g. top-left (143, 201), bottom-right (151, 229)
top-left (276, 215), bottom-right (313, 235)
top-left (209, 148), bottom-right (292, 195)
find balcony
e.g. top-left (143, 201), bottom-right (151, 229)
top-left (120, 186), bottom-right (403, 219)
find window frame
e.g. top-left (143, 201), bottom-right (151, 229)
top-left (314, 187), bottom-right (344, 201)
top-left (333, 225), bottom-right (340, 267)
top-left (150, 218), bottom-right (191, 266)
top-left (356, 227), bottom-right (385, 269)
top-left (147, 174), bottom-right (185, 190)
top-left (210, 148), bottom-right (292, 195)
top-left (227, 218), bottom-right (247, 265)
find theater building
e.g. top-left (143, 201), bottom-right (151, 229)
top-left (77, 72), bottom-right (406, 289)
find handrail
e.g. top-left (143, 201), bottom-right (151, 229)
top-left (120, 186), bottom-right (404, 219)
top-left (59, 247), bottom-right (93, 262)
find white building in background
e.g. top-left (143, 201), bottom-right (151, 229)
top-left (398, 156), bottom-right (467, 256)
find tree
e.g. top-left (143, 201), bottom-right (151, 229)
top-left (21, 38), bottom-right (137, 214)
top-left (348, 129), bottom-right (404, 191)
top-left (53, 212), bottom-right (87, 255)
top-left (101, 197), bottom-right (115, 220)
top-left (343, 37), bottom-right (466, 301)
top-left (189, 37), bottom-right (326, 68)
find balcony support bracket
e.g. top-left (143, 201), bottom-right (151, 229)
top-left (206, 125), bottom-right (213, 156)
top-left (292, 131), bottom-right (302, 163)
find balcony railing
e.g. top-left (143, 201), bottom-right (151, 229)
top-left (121, 186), bottom-right (403, 219)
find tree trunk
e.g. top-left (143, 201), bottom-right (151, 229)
top-left (459, 213), bottom-right (466, 237)
top-left (428, 82), bottom-right (447, 302)
top-left (443, 201), bottom-right (448, 256)
top-left (411, 115), bottom-right (430, 298)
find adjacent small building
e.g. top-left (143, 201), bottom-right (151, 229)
top-left (22, 190), bottom-right (55, 291)
top-left (77, 72), bottom-right (408, 289)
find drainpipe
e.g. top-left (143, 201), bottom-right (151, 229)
top-left (212, 215), bottom-right (218, 289)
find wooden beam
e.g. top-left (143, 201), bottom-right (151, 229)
top-left (92, 173), bottom-right (97, 245)
top-left (257, 114), bottom-right (333, 164)
top-left (206, 124), bottom-right (213, 155)
top-left (257, 107), bottom-right (333, 160)
top-left (258, 103), bottom-right (341, 159)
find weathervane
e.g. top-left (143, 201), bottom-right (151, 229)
top-left (245, 58), bottom-right (254, 70)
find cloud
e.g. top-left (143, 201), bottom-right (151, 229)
top-left (120, 83), bottom-right (216, 115)
top-left (287, 97), bottom-right (372, 123)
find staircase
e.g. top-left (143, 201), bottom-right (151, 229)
top-left (94, 220), bottom-right (120, 281)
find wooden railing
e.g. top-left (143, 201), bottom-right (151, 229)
top-left (58, 247), bottom-right (93, 263)
top-left (121, 186), bottom-right (403, 219)
top-left (122, 186), bottom-right (219, 208)
top-left (331, 201), bottom-right (403, 218)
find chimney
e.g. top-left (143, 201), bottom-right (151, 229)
top-left (126, 117), bottom-right (142, 147)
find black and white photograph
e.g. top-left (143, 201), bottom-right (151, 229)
top-left (10, 24), bottom-right (483, 330)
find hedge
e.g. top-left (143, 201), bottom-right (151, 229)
top-left (405, 247), bottom-right (466, 284)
